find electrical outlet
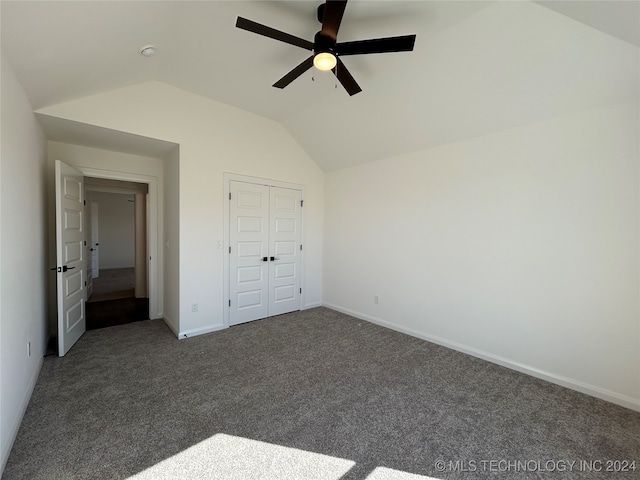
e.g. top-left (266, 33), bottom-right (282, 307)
top-left (27, 342), bottom-right (31, 357)
top-left (374, 295), bottom-right (379, 304)
top-left (191, 303), bottom-right (199, 312)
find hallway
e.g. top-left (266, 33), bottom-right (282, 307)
top-left (86, 268), bottom-right (149, 330)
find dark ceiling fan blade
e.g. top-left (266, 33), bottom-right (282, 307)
top-left (320, 1), bottom-right (348, 41)
top-left (333, 57), bottom-right (362, 96)
top-left (273, 56), bottom-right (315, 89)
top-left (336, 34), bottom-right (416, 56)
top-left (236, 17), bottom-right (314, 50)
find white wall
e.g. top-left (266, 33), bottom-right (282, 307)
top-left (163, 146), bottom-right (180, 333)
top-left (87, 191), bottom-right (135, 269)
top-left (324, 101), bottom-right (640, 410)
top-left (39, 82), bottom-right (325, 337)
top-left (0, 55), bottom-right (48, 473)
top-left (46, 141), bottom-right (165, 323)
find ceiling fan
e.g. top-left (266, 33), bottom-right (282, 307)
top-left (235, 0), bottom-right (416, 96)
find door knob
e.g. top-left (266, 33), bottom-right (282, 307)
top-left (262, 257), bottom-right (268, 262)
top-left (270, 257), bottom-right (279, 261)
top-left (50, 266), bottom-right (76, 272)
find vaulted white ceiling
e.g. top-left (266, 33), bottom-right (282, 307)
top-left (2, 1), bottom-right (638, 171)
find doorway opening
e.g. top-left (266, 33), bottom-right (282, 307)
top-left (53, 160), bottom-right (162, 356)
top-left (84, 178), bottom-right (150, 330)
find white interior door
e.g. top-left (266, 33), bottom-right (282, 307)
top-left (269, 187), bottom-right (302, 316)
top-left (85, 195), bottom-right (93, 299)
top-left (55, 160), bottom-right (86, 356)
top-left (134, 193), bottom-right (148, 298)
top-left (229, 181), bottom-right (270, 325)
top-left (229, 181), bottom-right (302, 326)
top-left (90, 201), bottom-right (99, 279)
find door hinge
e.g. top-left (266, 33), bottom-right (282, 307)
top-left (84, 240), bottom-right (87, 246)
top-left (84, 281), bottom-right (87, 286)
top-left (229, 246), bottom-right (231, 254)
top-left (228, 300), bottom-right (231, 307)
top-left (300, 199), bottom-right (304, 207)
top-left (83, 200), bottom-right (86, 206)
top-left (300, 288), bottom-right (302, 294)
top-left (300, 244), bottom-right (303, 251)
top-left (229, 192), bottom-right (231, 200)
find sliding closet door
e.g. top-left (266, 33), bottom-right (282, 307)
top-left (229, 181), bottom-right (302, 326)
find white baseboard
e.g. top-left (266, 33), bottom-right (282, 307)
top-left (1, 354), bottom-right (44, 475)
top-left (178, 324), bottom-right (226, 340)
top-left (303, 302), bottom-right (323, 310)
top-left (100, 265), bottom-right (135, 270)
top-left (323, 303), bottom-right (640, 412)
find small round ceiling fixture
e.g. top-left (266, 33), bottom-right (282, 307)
top-left (140, 45), bottom-right (156, 57)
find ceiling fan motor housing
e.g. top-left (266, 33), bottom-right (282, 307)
top-left (314, 31), bottom-right (336, 56)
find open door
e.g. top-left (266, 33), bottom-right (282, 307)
top-left (55, 160), bottom-right (86, 356)
top-left (85, 195), bottom-right (93, 299)
top-left (90, 201), bottom-right (99, 279)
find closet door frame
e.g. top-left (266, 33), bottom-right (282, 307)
top-left (223, 173), bottom-right (306, 328)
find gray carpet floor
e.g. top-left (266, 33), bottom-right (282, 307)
top-left (4, 308), bottom-right (639, 479)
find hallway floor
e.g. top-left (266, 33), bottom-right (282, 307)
top-left (86, 268), bottom-right (149, 330)
top-left (88, 268), bottom-right (135, 302)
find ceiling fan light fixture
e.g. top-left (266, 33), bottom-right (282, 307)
top-left (313, 52), bottom-right (336, 71)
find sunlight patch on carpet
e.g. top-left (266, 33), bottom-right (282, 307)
top-left (128, 433), bottom-right (355, 479)
top-left (366, 466), bottom-right (442, 480)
